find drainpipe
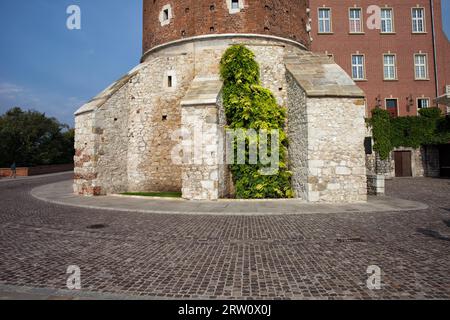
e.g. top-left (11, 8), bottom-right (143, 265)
top-left (430, 0), bottom-right (440, 99)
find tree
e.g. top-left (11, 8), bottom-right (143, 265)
top-left (0, 107), bottom-right (74, 167)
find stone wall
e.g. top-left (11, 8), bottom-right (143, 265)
top-left (216, 93), bottom-right (234, 198)
top-left (74, 110), bottom-right (99, 195)
top-left (285, 53), bottom-right (368, 203)
top-left (306, 97), bottom-right (367, 203)
top-left (142, 36), bottom-right (307, 105)
top-left (368, 153), bottom-right (395, 179)
top-left (286, 83), bottom-right (368, 203)
top-left (366, 146), bottom-right (441, 179)
top-left (286, 71), bottom-right (308, 200)
top-left (396, 147), bottom-right (425, 177)
top-left (181, 104), bottom-right (227, 200)
top-left (95, 82), bottom-right (130, 194)
top-left (75, 36), bottom-right (308, 196)
top-left (367, 175), bottom-right (385, 196)
top-left (125, 53), bottom-right (195, 192)
top-left (423, 145), bottom-right (440, 177)
top-left (75, 36), bottom-right (371, 203)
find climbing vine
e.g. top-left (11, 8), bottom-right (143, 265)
top-left (367, 107), bottom-right (450, 160)
top-left (220, 45), bottom-right (293, 199)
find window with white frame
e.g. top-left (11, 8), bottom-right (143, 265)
top-left (227, 0), bottom-right (243, 14)
top-left (383, 54), bottom-right (397, 80)
top-left (165, 70), bottom-right (177, 90)
top-left (412, 8), bottom-right (425, 33)
top-left (351, 55), bottom-right (365, 80)
top-left (417, 98), bottom-right (430, 109)
top-left (381, 8), bottom-right (394, 33)
top-left (349, 8), bottom-right (362, 33)
top-left (159, 4), bottom-right (172, 26)
top-left (414, 54), bottom-right (428, 79)
top-left (318, 8), bottom-right (332, 33)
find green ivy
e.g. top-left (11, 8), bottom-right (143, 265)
top-left (220, 45), bottom-right (293, 199)
top-left (368, 107), bottom-right (450, 160)
top-left (368, 108), bottom-right (393, 160)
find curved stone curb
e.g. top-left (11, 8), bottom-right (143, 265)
top-left (0, 171), bottom-right (73, 183)
top-left (0, 283), bottom-right (165, 301)
top-left (31, 180), bottom-right (429, 216)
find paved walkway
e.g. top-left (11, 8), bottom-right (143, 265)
top-left (31, 180), bottom-right (428, 216)
top-left (1, 173), bottom-right (449, 300)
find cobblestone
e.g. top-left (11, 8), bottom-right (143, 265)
top-left (0, 174), bottom-right (449, 299)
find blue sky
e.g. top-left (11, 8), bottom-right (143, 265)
top-left (0, 1), bottom-right (449, 127)
top-left (0, 0), bottom-right (142, 126)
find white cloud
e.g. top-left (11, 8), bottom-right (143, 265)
top-left (0, 81), bottom-right (83, 126)
top-left (0, 82), bottom-right (24, 96)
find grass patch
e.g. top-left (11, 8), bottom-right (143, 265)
top-left (122, 192), bottom-right (182, 198)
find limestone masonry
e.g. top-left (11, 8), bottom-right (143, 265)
top-left (74, 0), bottom-right (369, 203)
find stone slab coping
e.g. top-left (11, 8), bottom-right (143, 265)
top-left (180, 76), bottom-right (223, 106)
top-left (74, 64), bottom-right (144, 116)
top-left (285, 53), bottom-right (365, 98)
top-left (31, 180), bottom-right (428, 216)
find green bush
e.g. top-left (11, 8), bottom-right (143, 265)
top-left (220, 45), bottom-right (293, 199)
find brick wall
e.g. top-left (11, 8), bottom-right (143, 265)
top-left (0, 168), bottom-right (29, 177)
top-left (310, 0), bottom-right (450, 116)
top-left (143, 0), bottom-right (310, 53)
top-left (433, 0), bottom-right (450, 103)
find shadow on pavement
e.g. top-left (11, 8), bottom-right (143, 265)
top-left (417, 228), bottom-right (450, 242)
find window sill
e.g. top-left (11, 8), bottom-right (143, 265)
top-left (415, 78), bottom-right (430, 81)
top-left (353, 79), bottom-right (368, 82)
top-left (412, 32), bottom-right (427, 35)
top-left (380, 32), bottom-right (396, 35)
top-left (349, 32), bottom-right (365, 35)
top-left (317, 32), bottom-right (334, 35)
top-left (383, 79), bottom-right (398, 81)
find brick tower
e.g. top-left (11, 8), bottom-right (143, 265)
top-left (74, 0), bottom-right (369, 203)
top-left (142, 0), bottom-right (310, 54)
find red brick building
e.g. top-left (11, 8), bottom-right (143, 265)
top-left (310, 0), bottom-right (450, 117)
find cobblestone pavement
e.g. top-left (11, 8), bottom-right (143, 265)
top-left (0, 173), bottom-right (449, 299)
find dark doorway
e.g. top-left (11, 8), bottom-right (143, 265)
top-left (439, 144), bottom-right (450, 177)
top-left (394, 151), bottom-right (412, 177)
